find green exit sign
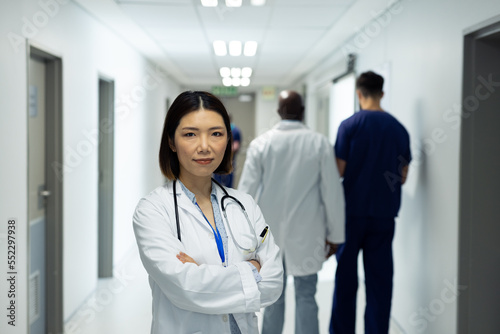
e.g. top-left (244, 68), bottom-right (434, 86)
top-left (212, 86), bottom-right (238, 96)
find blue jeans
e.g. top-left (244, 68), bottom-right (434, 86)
top-left (262, 259), bottom-right (319, 334)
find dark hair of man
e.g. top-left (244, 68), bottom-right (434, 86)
top-left (159, 91), bottom-right (233, 180)
top-left (356, 71), bottom-right (384, 98)
top-left (278, 90), bottom-right (304, 121)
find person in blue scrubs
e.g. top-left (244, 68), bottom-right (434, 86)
top-left (330, 71), bottom-right (411, 334)
top-left (214, 114), bottom-right (241, 188)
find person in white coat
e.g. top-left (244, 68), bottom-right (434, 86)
top-left (238, 90), bottom-right (345, 334)
top-left (133, 91), bottom-right (283, 334)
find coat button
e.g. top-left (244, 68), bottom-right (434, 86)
top-left (222, 314), bottom-right (228, 322)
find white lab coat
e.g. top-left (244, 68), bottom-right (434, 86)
top-left (133, 181), bottom-right (283, 334)
top-left (238, 120), bottom-right (345, 276)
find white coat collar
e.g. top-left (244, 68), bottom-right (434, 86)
top-left (274, 120), bottom-right (307, 131)
top-left (166, 179), bottom-right (226, 213)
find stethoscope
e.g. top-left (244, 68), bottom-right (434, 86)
top-left (173, 177), bottom-right (260, 255)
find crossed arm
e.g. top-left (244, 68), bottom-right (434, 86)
top-left (177, 252), bottom-right (262, 272)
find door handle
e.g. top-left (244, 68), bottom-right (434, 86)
top-left (39, 190), bottom-right (51, 198)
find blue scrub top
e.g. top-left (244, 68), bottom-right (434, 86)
top-left (335, 110), bottom-right (411, 218)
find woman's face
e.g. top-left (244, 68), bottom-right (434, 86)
top-left (172, 108), bottom-right (228, 181)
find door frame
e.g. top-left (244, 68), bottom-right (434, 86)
top-left (98, 75), bottom-right (115, 278)
top-left (458, 18), bottom-right (500, 333)
top-left (28, 44), bottom-right (63, 334)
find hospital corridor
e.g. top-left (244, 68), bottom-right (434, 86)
top-left (1, 0), bottom-right (500, 333)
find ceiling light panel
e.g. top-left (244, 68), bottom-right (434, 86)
top-left (117, 0), bottom-right (191, 3)
top-left (241, 67), bottom-right (252, 77)
top-left (244, 41), bottom-right (258, 56)
top-left (220, 67), bottom-right (231, 77)
top-left (230, 67), bottom-right (241, 78)
top-left (273, 0), bottom-right (347, 4)
top-left (225, 0), bottom-right (242, 7)
top-left (205, 28), bottom-right (266, 43)
top-left (232, 77), bottom-right (241, 86)
top-left (250, 0), bottom-right (266, 5)
top-left (213, 40), bottom-right (227, 56)
top-left (228, 41), bottom-right (242, 56)
top-left (201, 0), bottom-right (218, 7)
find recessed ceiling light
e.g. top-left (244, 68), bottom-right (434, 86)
top-left (201, 0), bottom-right (218, 7)
top-left (244, 41), bottom-right (258, 57)
top-left (251, 0), bottom-right (266, 5)
top-left (222, 77), bottom-right (232, 86)
top-left (231, 67), bottom-right (241, 78)
top-left (241, 77), bottom-right (250, 87)
top-left (220, 67), bottom-right (231, 77)
top-left (213, 40), bottom-right (227, 56)
top-left (225, 0), bottom-right (242, 7)
top-left (229, 41), bottom-right (242, 56)
top-left (241, 67), bottom-right (252, 78)
top-left (232, 77), bottom-right (241, 87)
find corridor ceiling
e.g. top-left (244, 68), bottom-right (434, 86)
top-left (76, 0), bottom-right (394, 88)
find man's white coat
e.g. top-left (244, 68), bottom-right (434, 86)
top-left (238, 121), bottom-right (345, 276)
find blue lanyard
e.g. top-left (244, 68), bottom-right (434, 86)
top-left (195, 203), bottom-right (226, 265)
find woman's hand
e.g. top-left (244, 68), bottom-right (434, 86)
top-left (177, 252), bottom-right (199, 266)
top-left (248, 259), bottom-right (261, 272)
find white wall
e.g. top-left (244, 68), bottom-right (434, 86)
top-left (296, 0), bottom-right (500, 333)
top-left (0, 1), bottom-right (180, 332)
top-left (304, 55), bottom-right (346, 132)
top-left (0, 3), bottom-right (29, 333)
top-left (254, 88), bottom-right (280, 136)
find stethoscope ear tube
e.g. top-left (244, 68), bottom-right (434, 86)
top-left (173, 180), bottom-right (181, 241)
top-left (173, 178), bottom-right (226, 242)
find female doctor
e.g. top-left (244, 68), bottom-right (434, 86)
top-left (133, 91), bottom-right (283, 334)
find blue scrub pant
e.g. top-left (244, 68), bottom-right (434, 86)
top-left (262, 258), bottom-right (319, 334)
top-left (330, 216), bottom-right (395, 334)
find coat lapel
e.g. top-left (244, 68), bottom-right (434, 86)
top-left (167, 181), bottom-right (212, 232)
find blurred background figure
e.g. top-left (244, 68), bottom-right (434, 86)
top-left (330, 71), bottom-right (411, 334)
top-left (239, 90), bottom-right (345, 334)
top-left (214, 114), bottom-right (242, 188)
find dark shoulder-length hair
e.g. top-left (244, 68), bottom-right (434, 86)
top-left (159, 91), bottom-right (233, 180)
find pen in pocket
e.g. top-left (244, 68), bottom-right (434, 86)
top-left (260, 226), bottom-right (269, 243)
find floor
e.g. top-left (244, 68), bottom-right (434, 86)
top-left (65, 248), bottom-right (402, 334)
